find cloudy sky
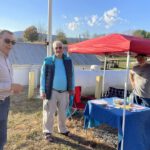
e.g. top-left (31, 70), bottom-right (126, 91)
top-left (0, 0), bottom-right (150, 37)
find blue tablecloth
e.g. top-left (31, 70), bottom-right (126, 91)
top-left (84, 97), bottom-right (150, 150)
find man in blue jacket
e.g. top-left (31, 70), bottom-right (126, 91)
top-left (40, 40), bottom-right (75, 142)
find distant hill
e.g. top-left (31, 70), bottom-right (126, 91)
top-left (14, 31), bottom-right (24, 39)
top-left (13, 31), bottom-right (84, 43)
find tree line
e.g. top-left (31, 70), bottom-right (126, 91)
top-left (19, 25), bottom-right (92, 44)
top-left (20, 25), bottom-right (150, 44)
top-left (23, 26), bottom-right (68, 44)
top-left (132, 30), bottom-right (150, 38)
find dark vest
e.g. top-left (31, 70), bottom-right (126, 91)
top-left (45, 55), bottom-right (73, 100)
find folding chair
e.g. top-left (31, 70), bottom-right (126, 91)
top-left (66, 86), bottom-right (85, 119)
top-left (104, 87), bottom-right (131, 98)
top-left (72, 86), bottom-right (86, 113)
top-left (66, 86), bottom-right (95, 119)
top-left (66, 95), bottom-right (74, 118)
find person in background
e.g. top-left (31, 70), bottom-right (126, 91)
top-left (0, 30), bottom-right (23, 150)
top-left (129, 54), bottom-right (150, 107)
top-left (40, 40), bottom-right (75, 142)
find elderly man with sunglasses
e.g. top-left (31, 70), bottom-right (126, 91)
top-left (0, 30), bottom-right (23, 150)
top-left (129, 54), bottom-right (150, 107)
top-left (40, 40), bottom-right (75, 142)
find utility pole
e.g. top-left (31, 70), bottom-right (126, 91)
top-left (47, 0), bottom-right (53, 56)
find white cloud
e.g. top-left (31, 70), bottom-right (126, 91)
top-left (67, 21), bottom-right (79, 31)
top-left (74, 17), bottom-right (80, 22)
top-left (103, 7), bottom-right (119, 28)
top-left (62, 15), bottom-right (67, 19)
top-left (84, 16), bottom-right (88, 21)
top-left (67, 16), bottom-right (80, 31)
top-left (87, 15), bottom-right (99, 27)
top-left (65, 8), bottom-right (127, 31)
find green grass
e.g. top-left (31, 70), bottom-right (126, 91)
top-left (5, 89), bottom-right (116, 150)
top-left (101, 59), bottom-right (136, 70)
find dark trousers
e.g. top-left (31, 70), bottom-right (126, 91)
top-left (0, 97), bottom-right (10, 149)
top-left (133, 94), bottom-right (150, 107)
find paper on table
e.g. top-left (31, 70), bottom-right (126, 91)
top-left (115, 104), bottom-right (147, 111)
top-left (132, 104), bottom-right (146, 110)
top-left (91, 99), bottom-right (108, 105)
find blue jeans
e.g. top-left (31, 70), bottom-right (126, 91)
top-left (0, 97), bottom-right (10, 149)
top-left (0, 145), bottom-right (4, 150)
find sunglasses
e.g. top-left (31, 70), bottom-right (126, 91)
top-left (55, 47), bottom-right (62, 50)
top-left (4, 39), bottom-right (16, 45)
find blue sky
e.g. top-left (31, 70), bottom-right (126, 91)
top-left (0, 0), bottom-right (150, 38)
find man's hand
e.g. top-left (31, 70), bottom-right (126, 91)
top-left (40, 92), bottom-right (46, 100)
top-left (11, 83), bottom-right (23, 94)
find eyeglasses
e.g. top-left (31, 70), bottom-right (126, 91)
top-left (55, 47), bottom-right (62, 50)
top-left (4, 39), bottom-right (16, 45)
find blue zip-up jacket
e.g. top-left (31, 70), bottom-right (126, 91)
top-left (40, 54), bottom-right (75, 100)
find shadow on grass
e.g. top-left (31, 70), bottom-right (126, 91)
top-left (52, 133), bottom-right (116, 150)
top-left (10, 95), bottom-right (42, 114)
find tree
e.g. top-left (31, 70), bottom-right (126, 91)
top-left (36, 23), bottom-right (47, 42)
top-left (92, 33), bottom-right (100, 38)
top-left (56, 30), bottom-right (68, 44)
top-left (146, 32), bottom-right (150, 39)
top-left (24, 26), bottom-right (38, 42)
top-left (133, 29), bottom-right (150, 39)
top-left (92, 33), bottom-right (105, 38)
top-left (16, 37), bottom-right (24, 42)
top-left (133, 30), bottom-right (146, 38)
top-left (81, 30), bottom-right (90, 39)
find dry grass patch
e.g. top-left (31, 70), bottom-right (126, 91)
top-left (5, 89), bottom-right (117, 150)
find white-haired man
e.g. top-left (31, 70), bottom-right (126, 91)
top-left (40, 40), bottom-right (75, 142)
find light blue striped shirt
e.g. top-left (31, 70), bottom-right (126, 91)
top-left (0, 51), bottom-right (13, 100)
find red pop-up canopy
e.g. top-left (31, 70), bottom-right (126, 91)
top-left (68, 33), bottom-right (150, 56)
top-left (68, 33), bottom-right (150, 150)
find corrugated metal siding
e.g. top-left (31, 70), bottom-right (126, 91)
top-left (9, 42), bottom-right (101, 65)
top-left (9, 43), bottom-right (46, 65)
